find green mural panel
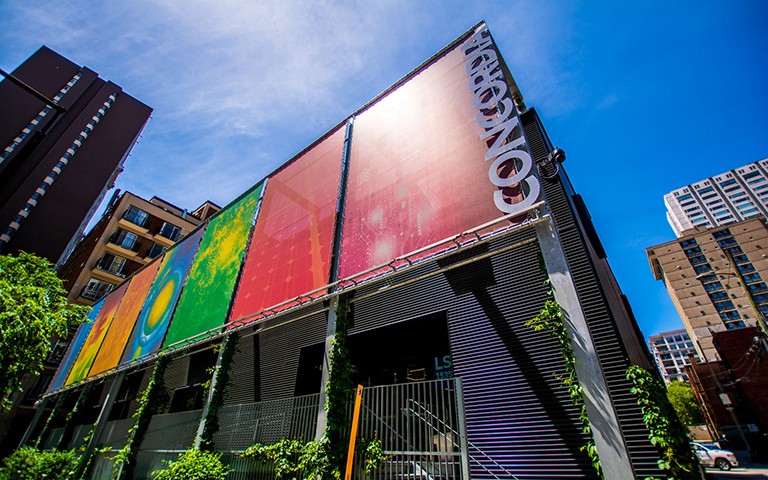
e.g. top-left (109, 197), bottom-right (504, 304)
top-left (164, 183), bottom-right (263, 347)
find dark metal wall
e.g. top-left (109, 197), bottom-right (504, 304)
top-left (522, 108), bottom-right (664, 479)
top-left (349, 227), bottom-right (597, 479)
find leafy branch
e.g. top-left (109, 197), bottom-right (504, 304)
top-left (526, 300), bottom-right (603, 479)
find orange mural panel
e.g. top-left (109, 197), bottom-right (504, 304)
top-left (88, 259), bottom-right (162, 376)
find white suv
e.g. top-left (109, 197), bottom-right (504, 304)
top-left (692, 442), bottom-right (739, 471)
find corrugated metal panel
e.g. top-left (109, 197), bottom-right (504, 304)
top-left (258, 311), bottom-right (328, 400)
top-left (351, 230), bottom-right (597, 479)
top-left (225, 333), bottom-right (257, 405)
top-left (162, 354), bottom-right (190, 394)
top-left (98, 418), bottom-right (133, 449)
top-left (140, 410), bottom-right (201, 451)
top-left (521, 109), bottom-right (665, 479)
top-left (213, 393), bottom-right (320, 451)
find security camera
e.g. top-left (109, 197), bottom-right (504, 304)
top-left (548, 147), bottom-right (565, 164)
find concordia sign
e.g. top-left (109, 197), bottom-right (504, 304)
top-left (462, 26), bottom-right (542, 215)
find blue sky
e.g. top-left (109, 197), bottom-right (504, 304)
top-left (2, 1), bottom-right (767, 340)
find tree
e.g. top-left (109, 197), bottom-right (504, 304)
top-left (0, 252), bottom-right (90, 411)
top-left (666, 380), bottom-right (703, 427)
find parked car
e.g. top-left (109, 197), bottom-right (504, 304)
top-left (692, 442), bottom-right (739, 471)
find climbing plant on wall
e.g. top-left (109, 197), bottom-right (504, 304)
top-left (112, 356), bottom-right (170, 480)
top-left (626, 365), bottom-right (700, 480)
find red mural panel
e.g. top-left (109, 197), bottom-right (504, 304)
top-left (228, 128), bottom-right (345, 325)
top-left (338, 45), bottom-right (513, 280)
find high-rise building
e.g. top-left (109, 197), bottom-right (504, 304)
top-left (665, 159), bottom-right (768, 237)
top-left (647, 218), bottom-right (768, 361)
top-left (58, 191), bottom-right (220, 306)
top-left (28, 24), bottom-right (677, 479)
top-left (0, 46), bottom-right (152, 264)
top-left (648, 329), bottom-right (698, 382)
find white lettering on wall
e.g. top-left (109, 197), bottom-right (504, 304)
top-left (463, 26), bottom-right (541, 215)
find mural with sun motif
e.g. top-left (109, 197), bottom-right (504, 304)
top-left (164, 184), bottom-right (263, 347)
top-left (48, 298), bottom-right (104, 392)
top-left (121, 227), bottom-right (205, 363)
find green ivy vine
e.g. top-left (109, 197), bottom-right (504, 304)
top-left (626, 365), bottom-right (700, 480)
top-left (242, 438), bottom-right (327, 479)
top-left (323, 294), bottom-right (354, 476)
top-left (112, 355), bottom-right (170, 480)
top-left (240, 294), bottom-right (384, 479)
top-left (197, 332), bottom-right (238, 450)
top-left (34, 392), bottom-right (67, 448)
top-left (57, 381), bottom-right (94, 450)
top-left (526, 299), bottom-right (603, 479)
top-left (242, 436), bottom-right (387, 479)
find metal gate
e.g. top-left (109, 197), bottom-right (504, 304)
top-left (218, 378), bottom-right (468, 480)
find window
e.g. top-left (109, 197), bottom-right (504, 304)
top-left (743, 171), bottom-right (761, 179)
top-left (680, 239), bottom-right (699, 248)
top-left (713, 300), bottom-right (736, 312)
top-left (717, 237), bottom-right (738, 247)
top-left (111, 229), bottom-right (139, 251)
top-left (46, 339), bottom-right (69, 365)
top-left (743, 273), bottom-right (762, 283)
top-left (703, 281), bottom-right (724, 292)
top-left (732, 254), bottom-right (749, 264)
top-left (738, 263), bottom-right (756, 274)
top-left (699, 186), bottom-right (714, 194)
top-left (678, 193), bottom-right (693, 201)
top-left (720, 179), bottom-right (737, 187)
top-left (81, 278), bottom-right (115, 300)
top-left (713, 229), bottom-right (732, 239)
top-left (688, 255), bottom-right (708, 265)
top-left (147, 243), bottom-right (166, 259)
top-left (725, 320), bottom-right (746, 330)
top-left (748, 282), bottom-right (768, 293)
top-left (97, 253), bottom-right (128, 277)
top-left (699, 275), bottom-right (722, 288)
top-left (123, 206), bottom-right (149, 227)
top-left (158, 222), bottom-right (182, 241)
top-left (684, 246), bottom-right (702, 256)
top-left (719, 310), bottom-right (741, 321)
top-left (694, 264), bottom-right (713, 274)
top-left (708, 291), bottom-right (728, 301)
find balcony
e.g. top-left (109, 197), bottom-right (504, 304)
top-left (105, 240), bottom-right (140, 259)
top-left (92, 267), bottom-right (126, 285)
top-left (117, 217), bottom-right (149, 236)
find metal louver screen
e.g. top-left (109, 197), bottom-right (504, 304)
top-left (521, 109), bottom-right (665, 479)
top-left (350, 228), bottom-right (597, 479)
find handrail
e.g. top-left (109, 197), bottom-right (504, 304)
top-left (406, 399), bottom-right (519, 480)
